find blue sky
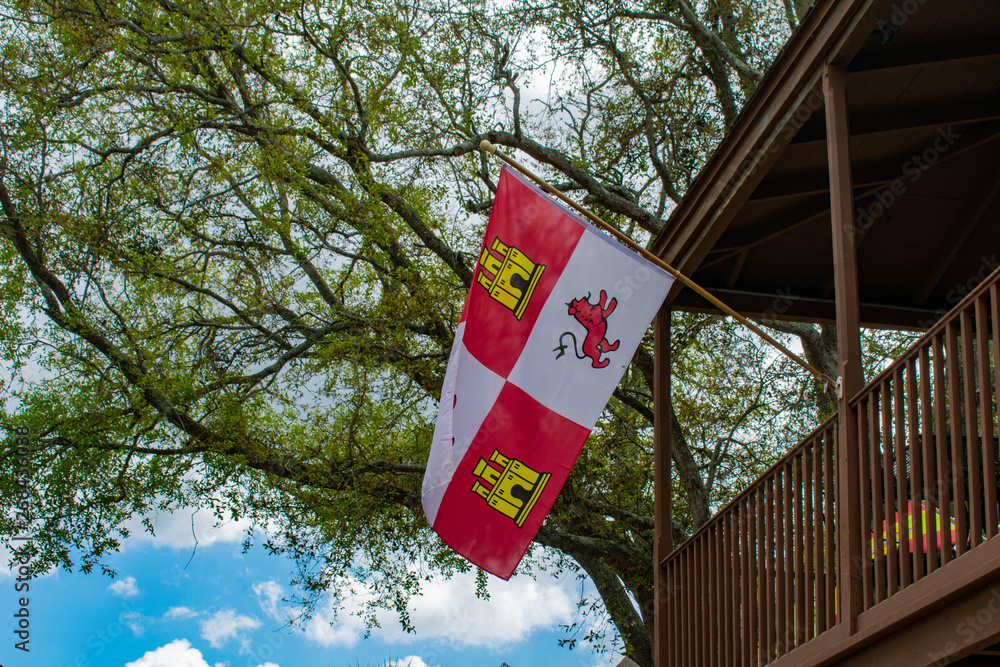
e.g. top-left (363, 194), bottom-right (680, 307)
top-left (2, 508), bottom-right (622, 667)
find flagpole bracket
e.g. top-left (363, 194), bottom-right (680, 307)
top-left (835, 376), bottom-right (843, 400)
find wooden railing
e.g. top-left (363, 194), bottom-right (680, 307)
top-left (853, 278), bottom-right (1000, 610)
top-left (662, 418), bottom-right (839, 665)
top-left (662, 266), bottom-right (1000, 666)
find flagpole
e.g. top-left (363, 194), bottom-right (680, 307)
top-left (479, 140), bottom-right (837, 393)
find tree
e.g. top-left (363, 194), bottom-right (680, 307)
top-left (0, 0), bottom-right (889, 664)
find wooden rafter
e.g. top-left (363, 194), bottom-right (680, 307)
top-left (750, 121), bottom-right (1000, 201)
top-left (847, 38), bottom-right (1000, 73)
top-left (790, 95), bottom-right (1000, 145)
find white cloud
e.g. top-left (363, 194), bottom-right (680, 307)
top-left (123, 508), bottom-right (252, 550)
top-left (108, 575), bottom-right (140, 598)
top-left (123, 611), bottom-right (147, 636)
top-left (253, 581), bottom-right (291, 622)
top-left (165, 606), bottom-right (201, 620)
top-left (304, 607), bottom-right (367, 649)
top-left (124, 639), bottom-right (212, 667)
top-left (256, 664), bottom-right (281, 667)
top-left (200, 608), bottom-right (262, 651)
top-left (304, 569), bottom-right (576, 651)
top-left (391, 571), bottom-right (575, 648)
top-left (385, 658), bottom-right (436, 667)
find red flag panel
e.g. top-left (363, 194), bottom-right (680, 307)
top-left (462, 168), bottom-right (584, 378)
top-left (431, 381), bottom-right (590, 579)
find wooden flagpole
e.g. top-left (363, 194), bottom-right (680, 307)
top-left (479, 140), bottom-right (837, 392)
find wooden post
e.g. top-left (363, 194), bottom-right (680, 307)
top-left (824, 62), bottom-right (864, 634)
top-left (654, 305), bottom-right (673, 665)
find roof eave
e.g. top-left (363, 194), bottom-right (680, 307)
top-left (651, 0), bottom-right (894, 291)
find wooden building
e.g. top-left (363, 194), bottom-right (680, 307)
top-left (650, 0), bottom-right (1000, 664)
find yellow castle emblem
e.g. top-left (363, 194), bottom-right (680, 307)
top-left (476, 237), bottom-right (545, 320)
top-left (471, 450), bottom-right (551, 528)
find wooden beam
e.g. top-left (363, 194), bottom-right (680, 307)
top-left (711, 179), bottom-right (890, 253)
top-left (725, 248), bottom-right (749, 288)
top-left (653, 305), bottom-right (672, 667)
top-left (847, 38), bottom-right (1000, 73)
top-left (790, 95), bottom-right (1000, 145)
top-left (714, 198), bottom-right (833, 250)
top-left (825, 61), bottom-right (865, 634)
top-left (750, 121), bottom-right (1000, 201)
top-left (669, 287), bottom-right (939, 329)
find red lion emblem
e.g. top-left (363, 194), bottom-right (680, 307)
top-left (555, 290), bottom-right (620, 368)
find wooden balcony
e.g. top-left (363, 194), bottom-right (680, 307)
top-left (660, 266), bottom-right (1000, 666)
top-left (648, 0), bottom-right (1000, 663)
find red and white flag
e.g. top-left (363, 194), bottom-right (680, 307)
top-left (422, 166), bottom-right (674, 578)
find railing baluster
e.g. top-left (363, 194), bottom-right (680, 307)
top-left (871, 386), bottom-right (887, 602)
top-left (784, 462), bottom-right (795, 646)
top-left (720, 512), bottom-right (739, 665)
top-left (992, 284), bottom-right (1000, 539)
top-left (688, 540), bottom-right (695, 667)
top-left (814, 436), bottom-right (826, 633)
top-left (858, 395), bottom-right (873, 609)
top-left (719, 518), bottom-right (726, 667)
top-left (705, 534), bottom-right (711, 667)
top-left (687, 540), bottom-right (695, 667)
top-left (696, 533), bottom-right (704, 667)
top-left (882, 379), bottom-right (899, 596)
top-left (742, 500), bottom-right (752, 667)
top-left (962, 309), bottom-right (983, 549)
top-left (978, 294), bottom-right (998, 538)
top-left (908, 357), bottom-right (925, 583)
top-left (895, 368), bottom-right (911, 590)
top-left (665, 558), bottom-right (683, 667)
top-left (920, 346), bottom-right (938, 574)
top-left (794, 455), bottom-right (805, 646)
top-left (710, 527), bottom-right (719, 666)
top-left (757, 489), bottom-right (766, 666)
top-left (679, 547), bottom-right (686, 667)
top-left (733, 508), bottom-right (743, 667)
top-left (947, 321), bottom-right (969, 557)
top-left (825, 426), bottom-right (837, 627)
top-left (805, 445), bottom-right (815, 640)
top-left (766, 478), bottom-right (776, 660)
top-left (775, 469), bottom-right (786, 657)
top-left (934, 335), bottom-right (953, 565)
top-left (749, 496), bottom-right (759, 666)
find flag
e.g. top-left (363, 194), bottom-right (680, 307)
top-left (422, 166), bottom-right (674, 578)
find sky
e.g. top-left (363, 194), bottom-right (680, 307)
top-left (1, 506), bottom-right (623, 667)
